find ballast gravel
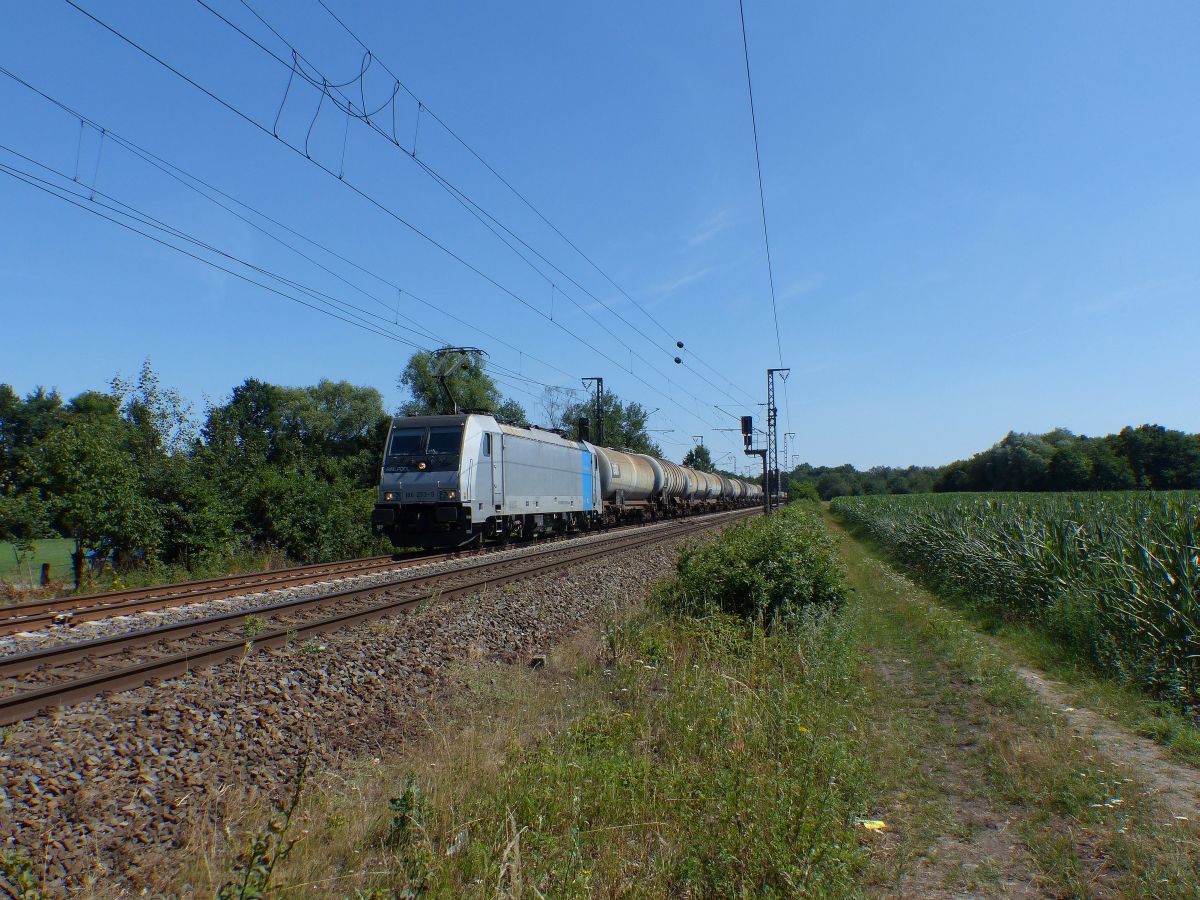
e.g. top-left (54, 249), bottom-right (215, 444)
top-left (0, 520), bottom-right (700, 657)
top-left (0, 527), bottom-right (721, 897)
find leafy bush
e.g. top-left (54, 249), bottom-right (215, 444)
top-left (664, 504), bottom-right (846, 627)
top-left (789, 480), bottom-right (821, 502)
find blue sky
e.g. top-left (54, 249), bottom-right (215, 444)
top-left (2, 1), bottom-right (1198, 470)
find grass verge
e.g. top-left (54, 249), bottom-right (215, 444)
top-left (191, 505), bottom-right (1199, 897)
top-left (201, 505), bottom-right (881, 898)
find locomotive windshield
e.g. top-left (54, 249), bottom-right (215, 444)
top-left (389, 428), bottom-right (424, 455)
top-left (383, 424), bottom-right (464, 473)
top-left (427, 427), bottom-right (463, 456)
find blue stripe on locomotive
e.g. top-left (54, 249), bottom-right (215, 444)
top-left (581, 449), bottom-right (593, 511)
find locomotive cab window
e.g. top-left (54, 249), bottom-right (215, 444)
top-left (427, 426), bottom-right (464, 456)
top-left (388, 428), bottom-right (424, 455)
top-left (482, 433), bottom-right (492, 457)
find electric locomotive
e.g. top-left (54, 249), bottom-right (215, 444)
top-left (370, 412), bottom-right (761, 549)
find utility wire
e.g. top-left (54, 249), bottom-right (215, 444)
top-left (202, 0), bottom-right (748, 415)
top-left (0, 141), bottom-right (575, 407)
top-left (60, 0), bottom-right (712, 435)
top-left (0, 64), bottom-right (585, 389)
top-left (306, 0), bottom-right (761, 407)
top-left (736, 0), bottom-right (793, 453)
top-left (736, 0), bottom-right (784, 368)
top-left (0, 161), bottom-right (423, 348)
top-left (1, 145), bottom-right (429, 349)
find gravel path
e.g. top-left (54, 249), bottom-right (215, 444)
top-left (0, 526), bottom-right (718, 897)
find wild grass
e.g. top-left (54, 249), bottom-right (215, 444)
top-left (186, 504), bottom-right (1200, 897)
top-left (198, 505), bottom-right (875, 898)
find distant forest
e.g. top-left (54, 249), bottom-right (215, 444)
top-left (789, 425), bottom-right (1200, 500)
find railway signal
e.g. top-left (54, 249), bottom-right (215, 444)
top-left (741, 414), bottom-right (770, 516)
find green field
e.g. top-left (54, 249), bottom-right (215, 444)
top-left (0, 537), bottom-right (75, 583)
top-left (831, 491), bottom-right (1200, 712)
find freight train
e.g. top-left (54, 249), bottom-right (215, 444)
top-left (371, 413), bottom-right (762, 549)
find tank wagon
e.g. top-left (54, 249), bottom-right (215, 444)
top-left (371, 413), bottom-right (761, 548)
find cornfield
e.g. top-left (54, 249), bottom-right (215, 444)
top-left (830, 492), bottom-right (1200, 713)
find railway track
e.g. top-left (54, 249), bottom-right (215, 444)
top-left (0, 553), bottom-right (444, 635)
top-left (0, 508), bottom-right (755, 724)
top-left (0, 510), bottom-right (747, 635)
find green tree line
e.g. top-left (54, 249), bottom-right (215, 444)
top-left (789, 425), bottom-right (1200, 500)
top-left (1, 362), bottom-right (394, 586)
top-left (1, 349), bottom-right (669, 587)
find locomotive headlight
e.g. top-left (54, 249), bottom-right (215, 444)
top-left (418, 461), bottom-right (427, 471)
top-left (439, 489), bottom-right (457, 500)
top-left (384, 492), bottom-right (395, 501)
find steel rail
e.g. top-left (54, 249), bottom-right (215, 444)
top-left (0, 554), bottom-right (409, 633)
top-left (0, 509), bottom-right (754, 724)
top-left (0, 511), bottom-right (751, 679)
top-left (0, 508), bottom-right (748, 634)
top-left (0, 556), bottom-right (458, 635)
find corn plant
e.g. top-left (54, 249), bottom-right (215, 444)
top-left (831, 492), bottom-right (1200, 714)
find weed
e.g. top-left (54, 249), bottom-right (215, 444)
top-left (0, 849), bottom-right (42, 899)
top-left (385, 775), bottom-right (433, 896)
top-left (217, 754), bottom-right (308, 899)
top-left (243, 615), bottom-right (266, 640)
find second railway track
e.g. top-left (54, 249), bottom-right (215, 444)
top-left (0, 553), bottom-right (448, 635)
top-left (0, 508), bottom-right (755, 725)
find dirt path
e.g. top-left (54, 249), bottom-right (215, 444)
top-left (866, 655), bottom-right (1048, 898)
top-left (1015, 667), bottom-right (1200, 822)
top-left (828, 514), bottom-right (1200, 898)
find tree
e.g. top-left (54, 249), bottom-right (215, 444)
top-left (1118, 424), bottom-right (1200, 489)
top-left (1047, 445), bottom-right (1092, 491)
top-left (1, 385), bottom-right (66, 479)
top-left (494, 398), bottom-right (529, 427)
top-left (31, 422), bottom-right (160, 587)
top-left (0, 482), bottom-right (50, 583)
top-left (562, 391), bottom-right (662, 456)
top-left (397, 349), bottom-right (528, 426)
top-left (398, 348), bottom-right (498, 415)
top-left (112, 359), bottom-right (196, 456)
top-left (539, 385), bottom-right (575, 431)
top-left (1089, 439), bottom-right (1135, 490)
top-left (152, 453), bottom-right (240, 570)
top-left (816, 472), bottom-right (853, 500)
top-left (682, 444), bottom-right (714, 472)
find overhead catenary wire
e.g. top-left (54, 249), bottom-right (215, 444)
top-left (736, 0), bottom-right (793, 453)
top-left (214, 0), bottom-right (748, 449)
top-left (197, 0), bottom-right (750, 417)
top-left (0, 96), bottom-right (589, 400)
top-left (58, 0), bottom-right (722, 442)
top-left (0, 147), bottom-right (430, 350)
top-left (0, 63), bottom-right (587, 392)
top-left (297, 0), bottom-right (762, 408)
top-left (736, 0), bottom-right (784, 368)
top-left (0, 141), bottom-right (580, 410)
top-left (0, 161), bottom-right (425, 350)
